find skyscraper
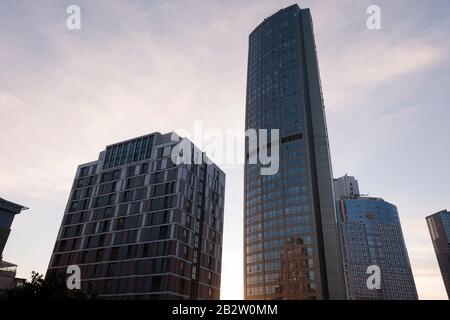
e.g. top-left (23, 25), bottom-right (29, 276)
top-left (0, 197), bottom-right (28, 289)
top-left (335, 177), bottom-right (418, 300)
top-left (244, 4), bottom-right (345, 300)
top-left (47, 132), bottom-right (226, 300)
top-left (426, 210), bottom-right (450, 299)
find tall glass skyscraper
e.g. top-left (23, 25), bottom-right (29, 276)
top-left (426, 210), bottom-right (450, 299)
top-left (244, 4), bottom-right (345, 300)
top-left (336, 196), bottom-right (418, 300)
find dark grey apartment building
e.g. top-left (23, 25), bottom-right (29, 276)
top-left (244, 4), bottom-right (345, 299)
top-left (426, 210), bottom-right (450, 299)
top-left (47, 132), bottom-right (225, 300)
top-left (0, 197), bottom-right (28, 289)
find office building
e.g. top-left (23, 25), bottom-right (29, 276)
top-left (426, 210), bottom-right (450, 299)
top-left (335, 181), bottom-right (418, 300)
top-left (244, 4), bottom-right (345, 300)
top-left (47, 132), bottom-right (226, 300)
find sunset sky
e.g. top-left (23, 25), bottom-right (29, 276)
top-left (1, 0), bottom-right (449, 299)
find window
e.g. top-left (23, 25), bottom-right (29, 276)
top-left (194, 235), bottom-right (199, 248)
top-left (130, 201), bottom-right (141, 214)
top-left (102, 220), bottom-right (110, 233)
top-left (181, 245), bottom-right (188, 259)
top-left (207, 256), bottom-right (212, 268)
top-left (105, 207), bottom-right (114, 218)
top-left (85, 236), bottom-right (92, 249)
top-left (126, 245), bottom-right (133, 259)
top-left (209, 242), bottom-right (215, 254)
top-left (84, 187), bottom-right (93, 198)
top-left (152, 276), bottom-right (162, 291)
top-left (79, 167), bottom-right (89, 177)
top-left (159, 225), bottom-right (169, 239)
top-left (184, 199), bottom-right (192, 214)
top-left (59, 240), bottom-right (67, 252)
top-left (179, 261), bottom-right (185, 274)
top-left (65, 214), bottom-right (73, 225)
top-left (182, 228), bottom-right (189, 242)
top-left (112, 170), bottom-right (120, 180)
top-left (104, 279), bottom-right (113, 293)
top-left (116, 218), bottom-right (125, 230)
top-left (193, 250), bottom-right (198, 263)
top-left (80, 251), bottom-right (87, 264)
top-left (99, 234), bottom-right (106, 247)
top-left (107, 263), bottom-right (116, 276)
top-left (127, 166), bottom-right (136, 177)
top-left (75, 224), bottom-right (82, 236)
top-left (123, 191), bottom-right (132, 202)
top-left (96, 249), bottom-right (105, 261)
top-left (141, 162), bottom-right (149, 174)
top-left (72, 190), bottom-right (81, 201)
top-left (185, 215), bottom-right (191, 228)
top-left (103, 135), bottom-right (154, 169)
top-left (52, 254), bottom-right (61, 267)
top-left (154, 172), bottom-right (164, 183)
top-left (101, 169), bottom-right (121, 182)
top-left (142, 243), bottom-right (150, 257)
top-left (163, 146), bottom-right (171, 157)
top-left (195, 221), bottom-right (200, 233)
top-left (110, 247), bottom-right (119, 260)
top-left (167, 168), bottom-right (177, 181)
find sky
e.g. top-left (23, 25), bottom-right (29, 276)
top-left (1, 0), bottom-right (449, 300)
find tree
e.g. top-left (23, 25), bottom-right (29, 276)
top-left (1, 271), bottom-right (97, 300)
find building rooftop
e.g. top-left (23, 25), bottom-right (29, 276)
top-left (426, 209), bottom-right (449, 219)
top-left (250, 4), bottom-right (302, 36)
top-left (0, 198), bottom-right (28, 215)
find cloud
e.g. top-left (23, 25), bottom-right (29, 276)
top-left (321, 40), bottom-right (446, 111)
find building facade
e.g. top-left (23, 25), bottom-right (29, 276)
top-left (47, 132), bottom-right (226, 300)
top-left (0, 197), bottom-right (28, 289)
top-left (244, 4), bottom-right (345, 300)
top-left (336, 195), bottom-right (418, 300)
top-left (333, 175), bottom-right (360, 200)
top-left (426, 210), bottom-right (450, 299)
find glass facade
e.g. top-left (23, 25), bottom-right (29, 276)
top-left (426, 210), bottom-right (450, 299)
top-left (103, 135), bottom-right (154, 169)
top-left (244, 5), bottom-right (345, 300)
top-left (47, 132), bottom-right (226, 300)
top-left (337, 197), bottom-right (418, 300)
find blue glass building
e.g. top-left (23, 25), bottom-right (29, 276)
top-left (426, 210), bottom-right (450, 299)
top-left (244, 4), bottom-right (345, 300)
top-left (337, 197), bottom-right (418, 299)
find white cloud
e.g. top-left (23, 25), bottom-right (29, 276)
top-left (321, 41), bottom-right (446, 110)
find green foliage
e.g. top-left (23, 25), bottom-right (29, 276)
top-left (1, 271), bottom-right (97, 300)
